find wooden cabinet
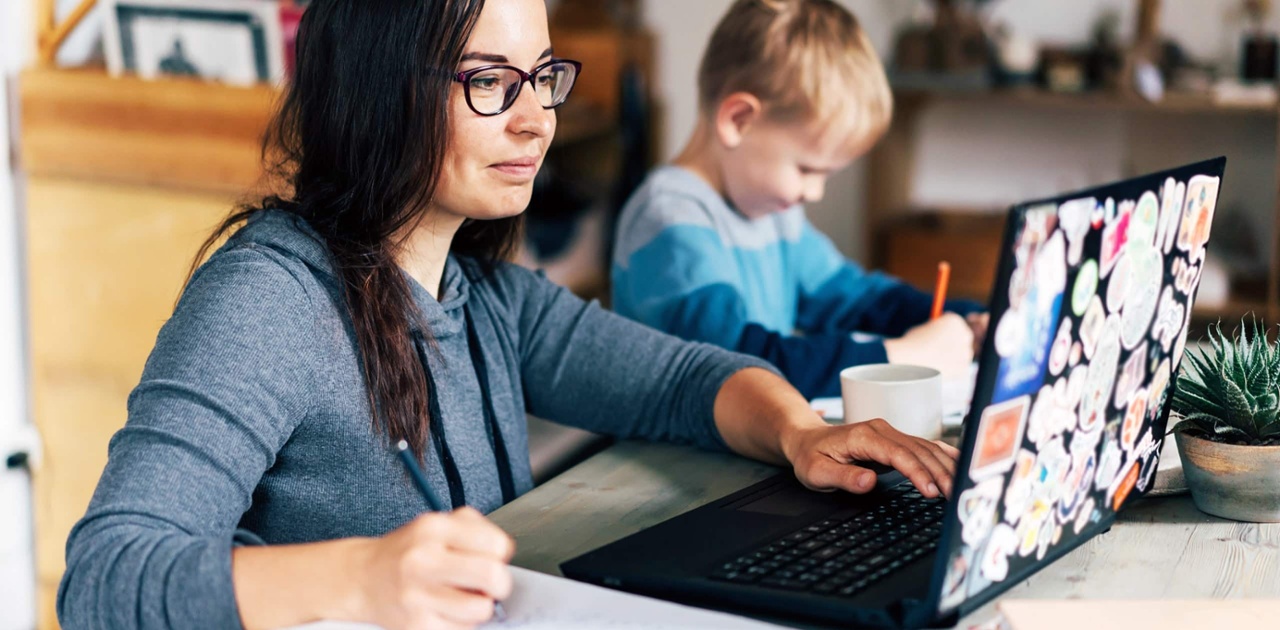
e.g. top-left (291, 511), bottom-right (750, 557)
top-left (20, 67), bottom-right (266, 629)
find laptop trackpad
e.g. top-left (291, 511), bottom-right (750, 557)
top-left (734, 485), bottom-right (819, 517)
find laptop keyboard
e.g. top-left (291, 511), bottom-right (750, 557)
top-left (709, 486), bottom-right (945, 598)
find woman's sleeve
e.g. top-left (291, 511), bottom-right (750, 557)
top-left (56, 246), bottom-right (318, 630)
top-left (516, 270), bottom-right (776, 450)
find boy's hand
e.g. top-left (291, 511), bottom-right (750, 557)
top-left (965, 312), bottom-right (989, 356)
top-left (781, 419), bottom-right (959, 499)
top-left (883, 313), bottom-right (974, 378)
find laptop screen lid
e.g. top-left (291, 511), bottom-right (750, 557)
top-left (923, 157), bottom-right (1227, 623)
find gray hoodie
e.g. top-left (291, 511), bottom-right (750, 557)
top-left (57, 210), bottom-right (771, 629)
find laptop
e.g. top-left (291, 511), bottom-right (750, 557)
top-left (561, 157), bottom-right (1227, 629)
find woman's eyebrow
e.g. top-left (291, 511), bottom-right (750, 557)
top-left (459, 48), bottom-right (554, 64)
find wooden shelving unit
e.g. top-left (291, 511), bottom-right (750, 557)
top-left (866, 88), bottom-right (1280, 331)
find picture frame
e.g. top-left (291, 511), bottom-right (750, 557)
top-left (102, 0), bottom-right (285, 86)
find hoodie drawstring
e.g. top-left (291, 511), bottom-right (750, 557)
top-left (412, 304), bottom-right (516, 509)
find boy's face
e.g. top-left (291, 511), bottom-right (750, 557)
top-left (720, 118), bottom-right (865, 220)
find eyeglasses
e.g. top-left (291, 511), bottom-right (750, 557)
top-left (453, 59), bottom-right (582, 117)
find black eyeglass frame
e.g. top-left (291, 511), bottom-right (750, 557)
top-left (452, 59), bottom-right (583, 117)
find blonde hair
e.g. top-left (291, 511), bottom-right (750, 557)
top-left (698, 0), bottom-right (892, 144)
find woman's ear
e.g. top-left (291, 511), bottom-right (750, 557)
top-left (714, 92), bottom-right (763, 149)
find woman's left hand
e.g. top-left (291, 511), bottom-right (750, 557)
top-left (780, 419), bottom-right (960, 500)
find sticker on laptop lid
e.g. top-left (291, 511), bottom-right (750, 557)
top-left (1175, 259), bottom-right (1201, 296)
top-left (958, 476), bottom-right (1003, 546)
top-left (1110, 459), bottom-right (1141, 511)
top-left (1177, 175), bottom-right (1221, 263)
top-left (1121, 248), bottom-right (1162, 349)
top-left (1003, 449), bottom-right (1038, 521)
top-left (1121, 389), bottom-right (1148, 452)
top-left (1105, 252), bottom-right (1131, 313)
top-left (1101, 201), bottom-right (1132, 278)
top-left (1095, 435), bottom-right (1123, 491)
top-left (979, 523), bottom-right (1018, 582)
top-left (1049, 319), bottom-right (1072, 377)
top-left (1072, 259), bottom-right (1099, 317)
top-left (1147, 359), bottom-right (1171, 412)
top-left (1129, 191), bottom-right (1160, 251)
top-left (1058, 198), bottom-right (1094, 265)
top-left (1080, 316), bottom-right (1121, 433)
top-left (1158, 177), bottom-right (1186, 255)
top-left (1080, 297), bottom-right (1105, 359)
top-left (1114, 341), bottom-right (1149, 410)
top-left (939, 547), bottom-right (974, 611)
top-left (970, 396), bottom-right (1031, 480)
top-left (1152, 287), bottom-right (1184, 352)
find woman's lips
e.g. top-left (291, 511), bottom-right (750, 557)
top-left (490, 158), bottom-right (539, 180)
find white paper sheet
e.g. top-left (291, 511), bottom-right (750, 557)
top-left (290, 566), bottom-right (784, 630)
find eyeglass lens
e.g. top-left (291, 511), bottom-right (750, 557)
top-left (467, 62), bottom-right (578, 115)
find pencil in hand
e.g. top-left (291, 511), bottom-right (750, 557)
top-left (930, 261), bottom-right (950, 320)
top-left (396, 440), bottom-right (509, 622)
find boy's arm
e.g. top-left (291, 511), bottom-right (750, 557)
top-left (613, 223), bottom-right (892, 399)
top-left (794, 222), bottom-right (983, 336)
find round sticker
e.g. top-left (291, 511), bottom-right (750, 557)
top-left (1080, 316), bottom-right (1121, 433)
top-left (1121, 247), bottom-right (1162, 349)
top-left (1073, 259), bottom-right (1099, 316)
top-left (1129, 190), bottom-right (1160, 251)
top-left (1106, 253), bottom-right (1131, 313)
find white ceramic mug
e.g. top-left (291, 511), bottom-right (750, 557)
top-left (840, 364), bottom-right (943, 440)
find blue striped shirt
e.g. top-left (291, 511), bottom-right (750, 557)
top-left (612, 166), bottom-right (981, 397)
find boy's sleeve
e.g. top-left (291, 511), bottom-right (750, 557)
top-left (793, 221), bottom-right (984, 337)
top-left (612, 208), bottom-right (894, 399)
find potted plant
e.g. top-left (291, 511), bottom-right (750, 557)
top-left (1170, 319), bottom-right (1280, 522)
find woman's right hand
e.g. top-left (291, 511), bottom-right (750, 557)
top-left (883, 313), bottom-right (974, 378)
top-left (353, 507), bottom-right (515, 630)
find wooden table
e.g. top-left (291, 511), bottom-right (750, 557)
top-left (489, 441), bottom-right (1280, 628)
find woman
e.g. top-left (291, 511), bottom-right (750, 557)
top-left (57, 1), bottom-right (959, 629)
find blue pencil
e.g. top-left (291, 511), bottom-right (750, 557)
top-left (396, 440), bottom-right (508, 622)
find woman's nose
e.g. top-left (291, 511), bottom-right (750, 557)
top-left (507, 82), bottom-right (553, 138)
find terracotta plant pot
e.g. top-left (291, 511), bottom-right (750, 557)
top-left (1175, 430), bottom-right (1280, 523)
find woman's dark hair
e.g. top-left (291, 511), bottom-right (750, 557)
top-left (188, 0), bottom-right (521, 457)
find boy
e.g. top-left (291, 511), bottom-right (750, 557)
top-left (612, 0), bottom-right (986, 398)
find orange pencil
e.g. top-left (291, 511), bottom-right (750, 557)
top-left (930, 261), bottom-right (950, 320)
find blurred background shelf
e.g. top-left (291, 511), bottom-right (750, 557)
top-left (868, 86), bottom-right (1280, 334)
top-left (894, 87), bottom-right (1280, 116)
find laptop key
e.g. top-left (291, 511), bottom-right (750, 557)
top-left (760, 577), bottom-right (806, 590)
top-left (812, 545), bottom-right (843, 560)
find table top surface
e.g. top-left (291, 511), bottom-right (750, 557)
top-left (489, 440), bottom-right (1280, 628)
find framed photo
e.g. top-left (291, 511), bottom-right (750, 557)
top-left (103, 0), bottom-right (285, 86)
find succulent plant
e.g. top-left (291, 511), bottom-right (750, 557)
top-left (1172, 319), bottom-right (1280, 446)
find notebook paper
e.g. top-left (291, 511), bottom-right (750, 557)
top-left (291, 566), bottom-right (784, 630)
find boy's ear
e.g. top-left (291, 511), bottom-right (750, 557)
top-left (714, 92), bottom-right (763, 149)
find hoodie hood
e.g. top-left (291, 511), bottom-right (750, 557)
top-left (231, 210), bottom-right (469, 338)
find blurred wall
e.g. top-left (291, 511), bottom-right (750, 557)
top-left (644, 0), bottom-right (1280, 265)
top-left (1, 0), bottom-right (35, 628)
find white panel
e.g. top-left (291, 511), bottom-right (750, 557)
top-left (2, 0), bottom-right (36, 628)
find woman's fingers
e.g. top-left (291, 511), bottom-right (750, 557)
top-left (436, 552), bottom-right (514, 601)
top-left (412, 508), bottom-right (515, 561)
top-left (425, 586), bottom-right (499, 627)
top-left (801, 457), bottom-right (877, 494)
top-left (856, 420), bottom-right (951, 498)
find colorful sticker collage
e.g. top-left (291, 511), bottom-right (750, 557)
top-left (938, 169), bottom-right (1221, 612)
